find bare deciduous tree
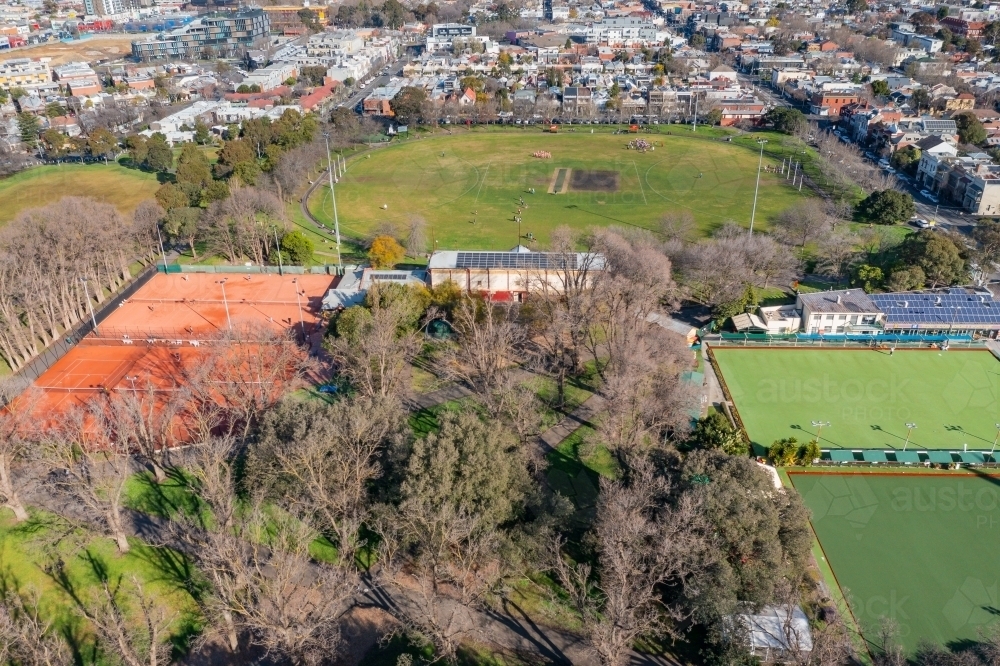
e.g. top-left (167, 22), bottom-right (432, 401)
top-left (404, 215), bottom-right (429, 257)
top-left (0, 380), bottom-right (37, 522)
top-left (0, 577), bottom-right (72, 666)
top-left (772, 200), bottom-right (833, 249)
top-left (328, 286), bottom-right (420, 399)
top-left (202, 184), bottom-right (287, 265)
top-left (45, 407), bottom-right (136, 554)
top-left (552, 455), bottom-right (706, 666)
top-left (442, 297), bottom-right (524, 405)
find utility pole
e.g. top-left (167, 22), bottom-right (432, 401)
top-left (217, 279), bottom-right (232, 331)
top-left (323, 133), bottom-right (342, 267)
top-left (692, 94), bottom-right (698, 132)
top-left (749, 139), bottom-right (767, 236)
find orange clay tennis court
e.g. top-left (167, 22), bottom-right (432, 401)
top-left (30, 273), bottom-right (336, 415)
top-left (98, 273), bottom-right (336, 338)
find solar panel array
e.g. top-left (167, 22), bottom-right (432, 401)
top-left (870, 292), bottom-right (1000, 326)
top-left (455, 252), bottom-right (577, 270)
top-left (371, 273), bottom-right (409, 281)
top-left (922, 119), bottom-right (958, 132)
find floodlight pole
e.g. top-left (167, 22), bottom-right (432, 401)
top-left (274, 227), bottom-right (283, 276)
top-left (324, 133), bottom-right (343, 267)
top-left (126, 375), bottom-right (138, 392)
top-left (291, 278), bottom-right (306, 339)
top-left (79, 277), bottom-right (98, 334)
top-left (217, 279), bottom-right (232, 331)
top-left (749, 139), bottom-right (767, 237)
top-left (903, 423), bottom-right (917, 451)
top-left (991, 424), bottom-right (1000, 456)
top-left (811, 420), bottom-right (831, 443)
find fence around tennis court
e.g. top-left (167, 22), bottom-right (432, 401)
top-left (704, 332), bottom-right (987, 349)
top-left (158, 264), bottom-right (346, 275)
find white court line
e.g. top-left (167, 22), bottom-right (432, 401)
top-left (633, 160), bottom-right (647, 205)
top-left (474, 161), bottom-right (492, 204)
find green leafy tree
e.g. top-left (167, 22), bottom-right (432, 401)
top-left (852, 264), bottom-right (884, 292)
top-left (689, 412), bottom-right (747, 456)
top-left (233, 160), bottom-right (262, 186)
top-left (280, 230), bottom-right (314, 264)
top-left (704, 108), bottom-right (723, 126)
top-left (155, 183), bottom-right (189, 211)
top-left (237, 84), bottom-right (251, 94)
top-left (891, 145), bottom-right (921, 174)
top-left (203, 179), bottom-right (230, 204)
top-left (847, 0), bottom-right (867, 11)
top-left (955, 111), bottom-right (987, 145)
top-left (87, 128), bottom-right (118, 161)
top-left (856, 189), bottom-right (915, 225)
top-left (713, 283), bottom-right (759, 326)
top-left (215, 138), bottom-right (255, 179)
top-left (45, 102), bottom-right (65, 118)
top-left (689, 33), bottom-right (706, 49)
top-left (870, 79), bottom-right (890, 97)
top-left (680, 450), bottom-right (812, 620)
top-left (764, 107), bottom-right (805, 134)
top-left (938, 5), bottom-right (950, 19)
top-left (903, 232), bottom-right (968, 288)
top-left (126, 134), bottom-right (148, 166)
top-left (175, 143), bottom-right (212, 189)
top-left (9, 87), bottom-right (27, 100)
top-left (796, 440), bottom-right (821, 466)
top-left (300, 65), bottom-right (328, 86)
top-left (193, 121), bottom-right (212, 145)
top-left (887, 266), bottom-right (926, 291)
top-left (163, 207), bottom-right (202, 259)
top-left (17, 113), bottom-right (40, 148)
top-left (145, 134), bottom-right (174, 172)
top-left (910, 87), bottom-right (931, 111)
top-left (768, 437), bottom-right (799, 466)
top-left (42, 128), bottom-right (67, 155)
top-left (390, 86), bottom-right (428, 123)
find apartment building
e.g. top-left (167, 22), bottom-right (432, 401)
top-left (0, 58), bottom-right (50, 88)
top-left (426, 23), bottom-right (476, 51)
top-left (243, 62), bottom-right (297, 91)
top-left (131, 9), bottom-right (269, 61)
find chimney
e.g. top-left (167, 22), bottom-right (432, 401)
top-left (836, 295), bottom-right (842, 304)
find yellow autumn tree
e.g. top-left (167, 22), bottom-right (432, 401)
top-left (368, 235), bottom-right (406, 269)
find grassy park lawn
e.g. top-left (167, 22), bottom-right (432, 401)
top-left (712, 349), bottom-right (1000, 452)
top-left (0, 510), bottom-right (202, 660)
top-left (0, 163), bottom-right (162, 223)
top-left (790, 472), bottom-right (1000, 654)
top-left (311, 130), bottom-right (810, 249)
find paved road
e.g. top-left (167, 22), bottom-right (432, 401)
top-left (335, 56), bottom-right (408, 114)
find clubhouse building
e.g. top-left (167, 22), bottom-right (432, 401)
top-left (733, 287), bottom-right (1000, 339)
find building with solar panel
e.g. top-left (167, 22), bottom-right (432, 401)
top-left (792, 287), bottom-right (1000, 338)
top-left (427, 250), bottom-right (606, 301)
top-left (870, 288), bottom-right (1000, 336)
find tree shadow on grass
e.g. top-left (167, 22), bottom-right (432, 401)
top-left (126, 468), bottom-right (204, 520)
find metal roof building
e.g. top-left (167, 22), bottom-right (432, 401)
top-left (870, 287), bottom-right (1000, 335)
top-left (427, 250), bottom-right (605, 299)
